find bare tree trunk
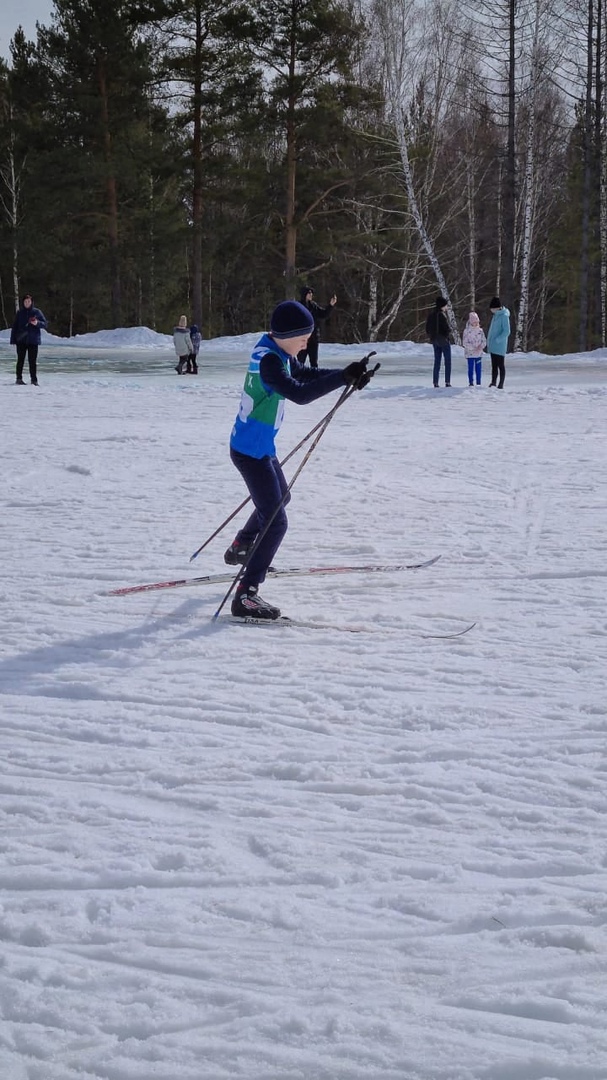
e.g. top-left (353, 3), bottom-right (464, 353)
top-left (368, 258), bottom-right (378, 338)
top-left (372, 267), bottom-right (415, 339)
top-left (496, 159), bottom-right (502, 296)
top-left (0, 107), bottom-right (22, 309)
top-left (148, 167), bottom-right (157, 331)
top-left (514, 0), bottom-right (542, 351)
top-left (191, 0), bottom-right (204, 327)
top-left (502, 0), bottom-right (517, 316)
top-left (538, 246), bottom-right (547, 345)
top-left (0, 270), bottom-right (7, 328)
top-left (466, 155), bottom-right (476, 309)
top-left (591, 0), bottom-right (600, 341)
top-left (284, 25), bottom-right (298, 297)
top-left (96, 56), bottom-right (121, 328)
top-left (375, 0), bottom-right (462, 342)
top-left (579, 0), bottom-right (594, 351)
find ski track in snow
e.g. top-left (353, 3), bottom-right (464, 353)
top-left (1, 360), bottom-right (607, 1080)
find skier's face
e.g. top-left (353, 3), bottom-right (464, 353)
top-left (275, 332), bottom-right (311, 355)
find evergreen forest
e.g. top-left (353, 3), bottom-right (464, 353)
top-left (0, 0), bottom-right (605, 353)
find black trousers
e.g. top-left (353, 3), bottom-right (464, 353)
top-left (230, 448), bottom-right (291, 589)
top-left (490, 353), bottom-right (505, 388)
top-left (16, 343), bottom-right (39, 382)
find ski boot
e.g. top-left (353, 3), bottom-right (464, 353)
top-left (231, 585), bottom-right (280, 620)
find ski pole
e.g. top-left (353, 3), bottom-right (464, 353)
top-left (189, 351), bottom-right (377, 562)
top-left (212, 363), bottom-right (380, 620)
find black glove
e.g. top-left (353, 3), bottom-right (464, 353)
top-left (354, 370), bottom-right (373, 390)
top-left (343, 358), bottom-right (368, 387)
top-left (344, 357), bottom-right (380, 390)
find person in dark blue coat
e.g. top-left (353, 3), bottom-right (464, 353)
top-left (10, 294), bottom-right (48, 385)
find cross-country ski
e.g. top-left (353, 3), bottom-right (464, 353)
top-left (213, 613), bottom-right (476, 637)
top-left (107, 555), bottom-right (441, 596)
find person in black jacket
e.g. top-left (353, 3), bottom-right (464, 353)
top-left (425, 296), bottom-right (452, 388)
top-left (10, 293), bottom-right (48, 385)
top-left (297, 286), bottom-right (337, 369)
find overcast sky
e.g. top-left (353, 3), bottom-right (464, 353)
top-left (0, 0), bottom-right (53, 61)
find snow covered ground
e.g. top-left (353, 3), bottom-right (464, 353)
top-left (1, 330), bottom-right (607, 1080)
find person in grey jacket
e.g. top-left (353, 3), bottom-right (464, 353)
top-left (10, 293), bottom-right (48, 385)
top-left (173, 315), bottom-right (192, 374)
top-left (486, 297), bottom-right (511, 389)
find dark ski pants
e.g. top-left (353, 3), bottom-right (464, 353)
top-left (230, 448), bottom-right (291, 588)
top-left (467, 357), bottom-right (482, 385)
top-left (297, 337), bottom-right (319, 369)
top-left (490, 353), bottom-right (505, 388)
top-left (16, 343), bottom-right (39, 383)
top-left (432, 343), bottom-right (451, 386)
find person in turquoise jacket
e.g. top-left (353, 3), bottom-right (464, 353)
top-left (486, 296), bottom-right (511, 389)
top-left (225, 299), bottom-right (374, 620)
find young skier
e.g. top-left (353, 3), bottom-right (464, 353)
top-left (225, 299), bottom-right (374, 620)
top-left (462, 312), bottom-right (487, 386)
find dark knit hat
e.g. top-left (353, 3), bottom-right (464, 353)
top-left (270, 300), bottom-right (314, 339)
top-left (435, 295), bottom-right (448, 308)
top-left (490, 296), bottom-right (502, 309)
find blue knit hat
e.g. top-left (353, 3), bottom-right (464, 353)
top-left (270, 300), bottom-right (314, 339)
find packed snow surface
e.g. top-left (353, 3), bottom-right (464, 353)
top-left (1, 332), bottom-right (606, 1080)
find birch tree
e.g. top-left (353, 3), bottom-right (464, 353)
top-left (0, 65), bottom-right (24, 308)
top-left (513, 0), bottom-right (550, 350)
top-left (601, 21), bottom-right (607, 346)
top-left (372, 0), bottom-right (469, 340)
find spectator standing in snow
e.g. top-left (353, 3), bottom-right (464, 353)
top-left (462, 312), bottom-right (487, 386)
top-left (10, 293), bottom-right (48, 386)
top-left (486, 297), bottom-right (511, 389)
top-left (425, 296), bottom-right (453, 388)
top-left (296, 286), bottom-right (337, 369)
top-left (187, 324), bottom-right (201, 374)
top-left (173, 316), bottom-right (192, 374)
top-left (224, 299), bottom-right (375, 621)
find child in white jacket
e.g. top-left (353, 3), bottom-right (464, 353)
top-left (462, 312), bottom-right (486, 386)
top-left (173, 315), bottom-right (193, 374)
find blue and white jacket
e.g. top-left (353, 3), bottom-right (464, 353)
top-left (230, 334), bottom-right (347, 459)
